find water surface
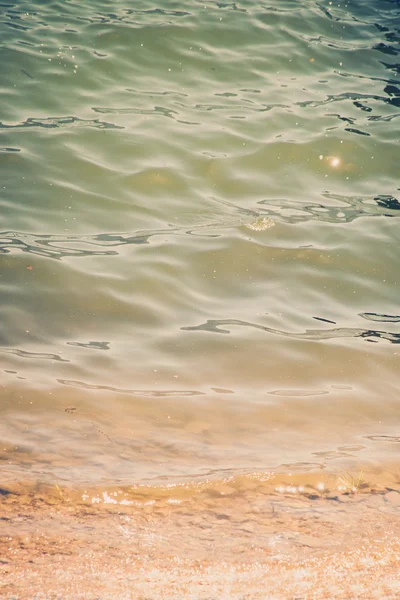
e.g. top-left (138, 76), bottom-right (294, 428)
top-left (1, 0), bottom-right (400, 488)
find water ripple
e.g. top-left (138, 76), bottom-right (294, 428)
top-left (258, 192), bottom-right (400, 223)
top-left (0, 226), bottom-right (223, 259)
top-left (66, 341), bottom-right (111, 350)
top-left (181, 319), bottom-right (400, 345)
top-left (0, 186), bottom-right (398, 260)
top-left (0, 348), bottom-right (69, 362)
top-left (0, 147), bottom-right (20, 153)
top-left (58, 379), bottom-right (204, 397)
top-left (1, 0), bottom-right (399, 484)
top-left (360, 313), bottom-right (400, 323)
top-left (297, 91), bottom-right (400, 110)
top-left (0, 116), bottom-right (123, 130)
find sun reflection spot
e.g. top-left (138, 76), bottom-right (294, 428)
top-left (330, 157), bottom-right (340, 167)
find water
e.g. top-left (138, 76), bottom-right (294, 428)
top-left (1, 0), bottom-right (400, 490)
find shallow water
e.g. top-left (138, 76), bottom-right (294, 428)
top-left (1, 0), bottom-right (400, 489)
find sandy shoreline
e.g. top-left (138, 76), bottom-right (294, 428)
top-left (2, 478), bottom-right (400, 599)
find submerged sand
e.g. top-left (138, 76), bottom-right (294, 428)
top-left (1, 473), bottom-right (400, 599)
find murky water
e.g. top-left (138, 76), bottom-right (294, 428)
top-left (1, 0), bottom-right (400, 491)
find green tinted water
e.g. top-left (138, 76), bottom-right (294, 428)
top-left (1, 0), bottom-right (399, 486)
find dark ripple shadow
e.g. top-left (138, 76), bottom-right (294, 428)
top-left (194, 1), bottom-right (246, 12)
top-left (365, 435), bottom-right (400, 443)
top-left (94, 100), bottom-right (290, 126)
top-left (315, 2), bottom-right (337, 22)
top-left (360, 313), bottom-right (400, 323)
top-left (124, 8), bottom-right (191, 18)
top-left (0, 225), bottom-right (223, 259)
top-left (297, 90), bottom-right (400, 111)
top-left (76, 7), bottom-right (191, 26)
top-left (58, 379), bottom-right (204, 397)
top-left (0, 348), bottom-right (69, 362)
top-left (66, 341), bottom-right (110, 350)
top-left (269, 389), bottom-right (328, 397)
top-left (1, 187), bottom-right (398, 259)
top-left (257, 192), bottom-right (400, 223)
top-left (374, 194), bottom-right (400, 210)
top-left (92, 105), bottom-right (199, 125)
top-left (0, 117), bottom-right (123, 131)
top-left (125, 88), bottom-right (188, 98)
top-left (92, 100), bottom-right (291, 124)
top-left (181, 318), bottom-right (400, 345)
top-left (312, 444), bottom-right (365, 461)
top-left (4, 21), bottom-right (28, 32)
top-left (1, 4), bottom-right (192, 30)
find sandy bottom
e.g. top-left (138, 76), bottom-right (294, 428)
top-left (2, 473), bottom-right (400, 599)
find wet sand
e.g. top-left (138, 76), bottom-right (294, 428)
top-left (2, 475), bottom-right (400, 599)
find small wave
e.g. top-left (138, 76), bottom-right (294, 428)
top-left (0, 226), bottom-right (223, 259)
top-left (0, 116), bottom-right (123, 130)
top-left (181, 318), bottom-right (400, 345)
top-left (0, 147), bottom-right (20, 152)
top-left (359, 313), bottom-right (400, 323)
top-left (57, 379), bottom-right (205, 396)
top-left (0, 348), bottom-right (69, 362)
top-left (66, 341), bottom-right (111, 350)
top-left (258, 192), bottom-right (400, 223)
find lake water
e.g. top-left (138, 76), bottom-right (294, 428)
top-left (1, 0), bottom-right (400, 493)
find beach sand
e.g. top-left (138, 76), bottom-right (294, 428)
top-left (1, 475), bottom-right (400, 599)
